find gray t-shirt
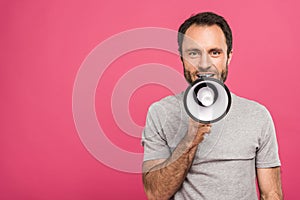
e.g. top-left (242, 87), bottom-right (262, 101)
top-left (142, 92), bottom-right (281, 200)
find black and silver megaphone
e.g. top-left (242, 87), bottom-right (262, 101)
top-left (183, 76), bottom-right (231, 124)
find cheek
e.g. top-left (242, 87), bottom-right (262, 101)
top-left (214, 58), bottom-right (227, 70)
top-left (183, 60), bottom-right (197, 71)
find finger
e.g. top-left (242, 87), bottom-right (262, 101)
top-left (198, 126), bottom-right (211, 134)
top-left (189, 120), bottom-right (211, 128)
top-left (194, 127), bottom-right (211, 142)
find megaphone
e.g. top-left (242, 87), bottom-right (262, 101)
top-left (183, 77), bottom-right (231, 124)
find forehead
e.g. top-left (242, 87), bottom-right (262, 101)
top-left (183, 24), bottom-right (227, 50)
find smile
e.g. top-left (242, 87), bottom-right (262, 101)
top-left (196, 73), bottom-right (215, 78)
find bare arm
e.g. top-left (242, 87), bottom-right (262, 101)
top-left (257, 167), bottom-right (283, 200)
top-left (142, 121), bottom-right (211, 200)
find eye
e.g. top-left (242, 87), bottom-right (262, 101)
top-left (211, 50), bottom-right (221, 57)
top-left (188, 51), bottom-right (200, 58)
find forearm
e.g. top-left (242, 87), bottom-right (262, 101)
top-left (143, 122), bottom-right (210, 199)
top-left (257, 167), bottom-right (283, 200)
top-left (260, 185), bottom-right (283, 200)
top-left (143, 140), bottom-right (198, 200)
top-left (260, 191), bottom-right (283, 200)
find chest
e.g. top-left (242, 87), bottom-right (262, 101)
top-left (165, 112), bottom-right (262, 163)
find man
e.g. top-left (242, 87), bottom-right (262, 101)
top-left (142, 12), bottom-right (283, 199)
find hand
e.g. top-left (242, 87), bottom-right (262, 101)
top-left (185, 118), bottom-right (211, 149)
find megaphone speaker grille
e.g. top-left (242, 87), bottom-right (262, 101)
top-left (193, 82), bottom-right (218, 107)
top-left (184, 77), bottom-right (231, 124)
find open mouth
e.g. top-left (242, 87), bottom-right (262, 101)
top-left (196, 73), bottom-right (215, 78)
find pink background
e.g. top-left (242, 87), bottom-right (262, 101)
top-left (1, 0), bottom-right (300, 199)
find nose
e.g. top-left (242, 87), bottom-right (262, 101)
top-left (197, 52), bottom-right (212, 71)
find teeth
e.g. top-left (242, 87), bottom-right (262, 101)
top-left (197, 73), bottom-right (214, 78)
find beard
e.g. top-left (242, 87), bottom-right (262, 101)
top-left (183, 63), bottom-right (229, 84)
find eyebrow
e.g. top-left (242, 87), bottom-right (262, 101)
top-left (208, 48), bottom-right (224, 53)
top-left (184, 47), bottom-right (224, 52)
top-left (185, 48), bottom-right (201, 52)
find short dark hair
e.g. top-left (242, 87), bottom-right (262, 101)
top-left (178, 12), bottom-right (232, 57)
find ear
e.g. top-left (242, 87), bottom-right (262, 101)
top-left (227, 50), bottom-right (233, 65)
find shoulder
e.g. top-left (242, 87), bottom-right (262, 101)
top-left (232, 93), bottom-right (270, 114)
top-left (148, 92), bottom-right (184, 113)
top-left (231, 93), bottom-right (273, 123)
top-left (146, 92), bottom-right (186, 126)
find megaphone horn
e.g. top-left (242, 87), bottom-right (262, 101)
top-left (183, 77), bottom-right (231, 124)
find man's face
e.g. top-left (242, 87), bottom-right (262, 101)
top-left (181, 24), bottom-right (232, 84)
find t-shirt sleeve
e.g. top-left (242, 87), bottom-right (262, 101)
top-left (256, 109), bottom-right (281, 168)
top-left (141, 103), bottom-right (171, 162)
